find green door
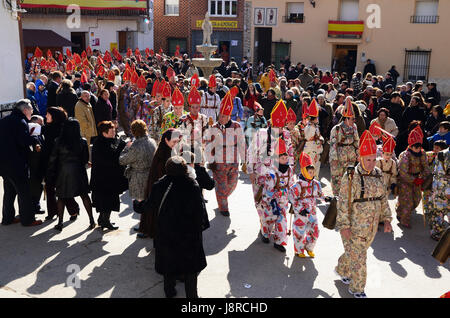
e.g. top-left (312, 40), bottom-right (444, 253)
top-left (273, 42), bottom-right (290, 69)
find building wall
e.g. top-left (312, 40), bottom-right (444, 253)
top-left (250, 0), bottom-right (450, 95)
top-left (154, 0), bottom-right (245, 63)
top-left (0, 6), bottom-right (24, 115)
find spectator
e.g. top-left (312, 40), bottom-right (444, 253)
top-left (325, 82), bottom-right (338, 103)
top-left (56, 79), bottom-right (78, 117)
top-left (350, 72), bottom-right (363, 96)
top-left (298, 67), bottom-right (314, 89)
top-left (386, 92), bottom-right (405, 129)
top-left (401, 96), bottom-right (426, 132)
top-left (74, 91), bottom-right (97, 148)
top-left (47, 71), bottom-right (63, 107)
top-left (34, 79), bottom-right (48, 116)
top-left (261, 88), bottom-right (278, 120)
top-left (427, 121), bottom-right (450, 146)
top-left (148, 156), bottom-right (209, 298)
top-left (424, 105), bottom-right (446, 137)
top-left (370, 108), bottom-right (399, 137)
top-left (363, 59), bottom-right (376, 77)
top-left (26, 82), bottom-right (40, 115)
top-left (0, 99), bottom-right (41, 226)
top-left (94, 89), bottom-right (113, 126)
top-left (425, 82), bottom-right (441, 105)
top-left (46, 118), bottom-right (95, 232)
top-left (388, 66), bottom-right (400, 87)
top-left (91, 121), bottom-right (128, 230)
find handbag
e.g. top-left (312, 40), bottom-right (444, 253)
top-left (157, 182), bottom-right (173, 217)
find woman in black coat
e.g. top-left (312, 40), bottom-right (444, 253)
top-left (55, 80), bottom-right (78, 117)
top-left (149, 156), bottom-right (209, 298)
top-left (90, 121), bottom-right (128, 230)
top-left (41, 107), bottom-right (80, 220)
top-left (105, 81), bottom-right (118, 121)
top-left (93, 89), bottom-right (113, 126)
top-left (46, 118), bottom-right (95, 231)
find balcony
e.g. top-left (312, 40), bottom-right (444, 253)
top-left (328, 20), bottom-right (364, 39)
top-left (283, 14), bottom-right (305, 23)
top-left (410, 15), bottom-right (439, 24)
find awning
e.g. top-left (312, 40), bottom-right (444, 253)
top-left (23, 29), bottom-right (77, 47)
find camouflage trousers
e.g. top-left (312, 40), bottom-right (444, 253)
top-left (427, 207), bottom-right (449, 239)
top-left (330, 146), bottom-right (357, 196)
top-left (396, 182), bottom-right (422, 225)
top-left (336, 233), bottom-right (375, 293)
top-left (213, 163), bottom-right (239, 212)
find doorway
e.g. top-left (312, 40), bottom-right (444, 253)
top-left (333, 45), bottom-right (357, 77)
top-left (255, 27), bottom-right (272, 68)
top-left (71, 32), bottom-right (87, 54)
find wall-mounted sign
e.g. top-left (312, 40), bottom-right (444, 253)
top-left (254, 8), bottom-right (265, 25)
top-left (231, 40), bottom-right (238, 46)
top-left (266, 8), bottom-right (277, 26)
top-left (91, 38), bottom-right (100, 46)
top-left (196, 20), bottom-right (238, 28)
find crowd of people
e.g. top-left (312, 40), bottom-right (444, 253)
top-left (1, 45), bottom-right (449, 298)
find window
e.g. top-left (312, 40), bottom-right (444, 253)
top-left (339, 0), bottom-right (359, 21)
top-left (165, 0), bottom-right (179, 15)
top-left (285, 2), bottom-right (304, 23)
top-left (404, 49), bottom-right (431, 82)
top-left (412, 0), bottom-right (439, 23)
top-left (209, 0), bottom-right (237, 17)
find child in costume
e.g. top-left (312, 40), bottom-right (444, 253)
top-left (259, 138), bottom-right (295, 252)
top-left (288, 152), bottom-right (324, 258)
top-left (375, 136), bottom-right (398, 196)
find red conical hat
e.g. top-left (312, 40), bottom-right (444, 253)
top-left (137, 75), bottom-right (147, 90)
top-left (162, 82), bottom-right (172, 98)
top-left (34, 47), bottom-right (43, 59)
top-left (47, 49), bottom-right (52, 59)
top-left (359, 130), bottom-right (377, 157)
top-left (40, 58), bottom-right (47, 69)
top-left (107, 70), bottom-right (116, 82)
top-left (219, 92), bottom-right (233, 116)
top-left (81, 71), bottom-right (88, 84)
top-left (302, 101), bottom-right (309, 119)
top-left (81, 50), bottom-right (87, 59)
top-left (135, 48), bottom-right (141, 56)
top-left (343, 98), bottom-right (355, 118)
top-left (190, 73), bottom-right (200, 88)
top-left (275, 138), bottom-right (287, 155)
top-left (97, 56), bottom-right (104, 66)
top-left (268, 69), bottom-right (277, 83)
top-left (208, 75), bottom-right (217, 88)
top-left (145, 48), bottom-right (150, 57)
top-left (369, 121), bottom-right (382, 137)
top-left (66, 60), bottom-right (74, 72)
top-left (159, 48), bottom-right (163, 55)
top-left (308, 99), bottom-right (319, 117)
top-left (171, 87), bottom-right (185, 106)
top-left (82, 58), bottom-right (90, 68)
top-left (66, 48), bottom-right (72, 58)
top-left (287, 108), bottom-right (297, 123)
top-left (230, 86), bottom-right (239, 98)
top-left (151, 80), bottom-right (160, 97)
top-left (97, 65), bottom-right (105, 77)
top-left (408, 126), bottom-right (423, 146)
top-left (86, 46), bottom-right (93, 56)
top-left (103, 50), bottom-right (112, 63)
top-left (382, 136), bottom-right (396, 153)
top-left (58, 53), bottom-right (63, 63)
top-left (122, 69), bottom-right (132, 82)
top-left (188, 86), bottom-right (201, 105)
top-left (150, 49), bottom-right (154, 57)
top-left (127, 48), bottom-right (132, 58)
top-left (157, 79), bottom-right (167, 95)
top-left (166, 67), bottom-right (176, 80)
top-left (270, 99), bottom-right (288, 128)
top-left (131, 71), bottom-right (139, 85)
top-left (299, 152), bottom-right (313, 168)
top-left (74, 53), bottom-right (82, 66)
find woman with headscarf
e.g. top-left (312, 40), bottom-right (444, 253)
top-left (136, 128), bottom-right (180, 239)
top-left (46, 118), bottom-right (95, 231)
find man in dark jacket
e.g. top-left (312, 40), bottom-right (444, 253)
top-left (261, 89), bottom-right (278, 120)
top-left (46, 71), bottom-right (62, 107)
top-left (363, 59), bottom-right (376, 77)
top-left (0, 100), bottom-right (42, 226)
top-left (149, 156), bottom-right (209, 298)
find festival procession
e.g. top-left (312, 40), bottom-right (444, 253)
top-left (0, 0), bottom-right (449, 300)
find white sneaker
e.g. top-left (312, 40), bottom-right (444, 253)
top-left (348, 289), bottom-right (367, 298)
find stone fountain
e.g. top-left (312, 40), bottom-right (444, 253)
top-left (192, 12), bottom-right (223, 78)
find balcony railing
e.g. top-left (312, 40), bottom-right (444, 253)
top-left (283, 14), bottom-right (305, 23)
top-left (328, 20), bottom-right (364, 39)
top-left (410, 15), bottom-right (439, 24)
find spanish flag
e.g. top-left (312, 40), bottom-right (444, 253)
top-left (328, 20), bottom-right (364, 36)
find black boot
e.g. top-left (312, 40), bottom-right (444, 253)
top-left (100, 211), bottom-right (118, 231)
top-left (273, 243), bottom-right (286, 252)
